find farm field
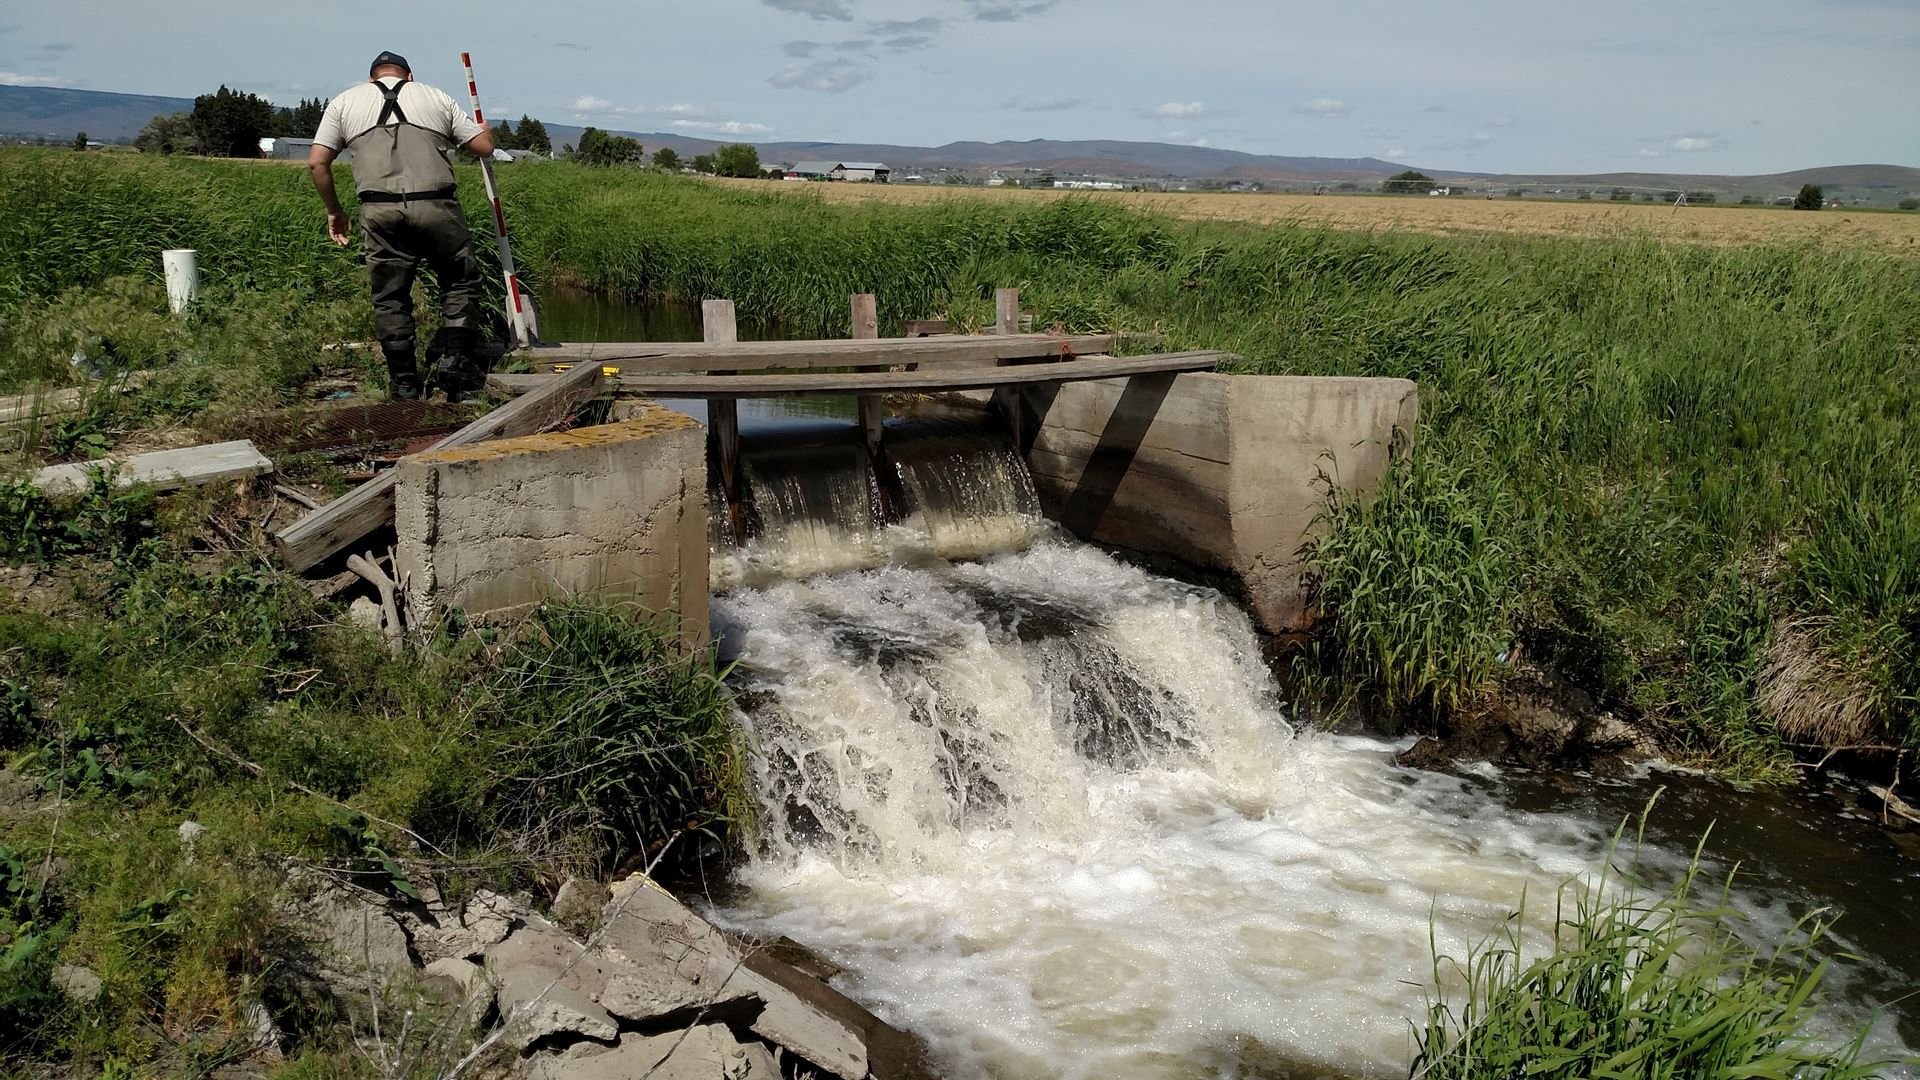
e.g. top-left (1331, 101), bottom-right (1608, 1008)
top-left (718, 176), bottom-right (1920, 249)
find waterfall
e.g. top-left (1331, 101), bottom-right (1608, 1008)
top-left (700, 421), bottom-right (1913, 1080)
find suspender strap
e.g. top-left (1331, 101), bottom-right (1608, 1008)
top-left (376, 81), bottom-right (408, 126)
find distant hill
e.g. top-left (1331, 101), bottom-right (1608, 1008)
top-left (0, 85), bottom-right (193, 141)
top-left (8, 86), bottom-right (1917, 203)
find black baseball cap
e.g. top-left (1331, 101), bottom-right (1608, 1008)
top-left (369, 51), bottom-right (411, 75)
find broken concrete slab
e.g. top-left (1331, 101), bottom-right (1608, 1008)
top-left (51, 963), bottom-right (102, 1005)
top-left (394, 407), bottom-right (708, 646)
top-left (600, 876), bottom-right (867, 1080)
top-left (524, 1025), bottom-right (779, 1080)
top-left (1009, 373), bottom-right (1418, 634)
top-left (33, 439), bottom-right (273, 498)
top-left (285, 883), bottom-right (414, 997)
top-left (404, 887), bottom-right (525, 963)
top-left (485, 919), bottom-right (619, 1050)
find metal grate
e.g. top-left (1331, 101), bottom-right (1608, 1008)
top-left (240, 401), bottom-right (479, 454)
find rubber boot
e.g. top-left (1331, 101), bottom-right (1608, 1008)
top-left (428, 326), bottom-right (482, 403)
top-left (383, 345), bottom-right (422, 401)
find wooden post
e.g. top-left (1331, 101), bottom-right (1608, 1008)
top-left (994, 287), bottom-right (1020, 336)
top-left (851, 293), bottom-right (883, 455)
top-left (703, 299), bottom-right (747, 546)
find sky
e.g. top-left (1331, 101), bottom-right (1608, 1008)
top-left (2, 0), bottom-right (1916, 174)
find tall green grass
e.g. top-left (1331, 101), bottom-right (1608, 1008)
top-left (3, 150), bottom-right (1915, 762)
top-left (1411, 818), bottom-right (1888, 1078)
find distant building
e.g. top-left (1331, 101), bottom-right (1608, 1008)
top-left (260, 137), bottom-right (344, 162)
top-left (785, 160), bottom-right (891, 182)
top-left (1053, 179), bottom-right (1126, 191)
top-left (1429, 186), bottom-right (1451, 196)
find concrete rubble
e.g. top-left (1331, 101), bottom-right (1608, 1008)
top-left (276, 867), bottom-right (920, 1079)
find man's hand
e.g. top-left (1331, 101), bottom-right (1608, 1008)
top-left (327, 210), bottom-right (351, 246)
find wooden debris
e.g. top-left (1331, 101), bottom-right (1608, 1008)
top-left (32, 440), bottom-right (273, 497)
top-left (274, 359), bottom-right (605, 572)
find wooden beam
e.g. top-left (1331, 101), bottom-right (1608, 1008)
top-left (34, 439), bottom-right (272, 497)
top-left (519, 332), bottom-right (1148, 373)
top-left (703, 300), bottom-right (747, 547)
top-left (274, 359), bottom-right (605, 572)
top-left (851, 293), bottom-right (884, 456)
top-left (487, 351), bottom-right (1230, 399)
top-left (994, 288), bottom-right (1020, 336)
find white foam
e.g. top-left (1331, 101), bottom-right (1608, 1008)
top-left (712, 540), bottom-right (1912, 1078)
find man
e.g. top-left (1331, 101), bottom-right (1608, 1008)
top-left (308, 51), bottom-right (495, 400)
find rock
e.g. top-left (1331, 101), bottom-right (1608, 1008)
top-left (244, 1000), bottom-right (284, 1061)
top-left (600, 877), bottom-right (867, 1080)
top-left (51, 964), bottom-right (102, 1005)
top-left (283, 881), bottom-right (414, 997)
top-left (405, 887), bottom-right (526, 963)
top-left (524, 1026), bottom-right (779, 1080)
top-left (422, 956), bottom-right (493, 1013)
top-left (177, 820), bottom-right (207, 860)
top-left (347, 595), bottom-right (384, 633)
top-left (551, 877), bottom-right (607, 936)
top-left (597, 877), bottom-right (761, 1024)
top-left (484, 920), bottom-right (618, 1050)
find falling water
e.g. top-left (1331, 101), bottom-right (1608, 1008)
top-left (702, 424), bottom-right (1916, 1079)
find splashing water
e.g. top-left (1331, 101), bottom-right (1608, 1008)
top-left (705, 432), bottom-right (1913, 1078)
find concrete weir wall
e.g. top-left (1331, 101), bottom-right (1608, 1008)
top-left (394, 403), bottom-right (709, 645)
top-left (1007, 372), bottom-right (1418, 635)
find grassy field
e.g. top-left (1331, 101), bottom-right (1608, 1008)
top-left (719, 176), bottom-right (1920, 250)
top-left (0, 147), bottom-right (1910, 1076)
top-left (3, 149), bottom-right (1917, 774)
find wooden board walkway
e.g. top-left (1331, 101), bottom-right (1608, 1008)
top-left (488, 351), bottom-right (1229, 399)
top-left (519, 332), bottom-right (1154, 374)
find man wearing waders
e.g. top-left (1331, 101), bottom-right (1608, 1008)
top-left (307, 52), bottom-right (496, 400)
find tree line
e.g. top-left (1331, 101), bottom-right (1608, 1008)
top-left (569, 129), bottom-right (773, 178)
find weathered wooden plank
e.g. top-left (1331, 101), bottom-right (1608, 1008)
top-left (994, 288), bottom-right (1020, 336)
top-left (703, 300), bottom-right (747, 547)
top-left (487, 352), bottom-right (1230, 400)
top-left (0, 372), bottom-right (153, 426)
top-left (851, 294), bottom-right (884, 454)
top-left (274, 360), bottom-right (605, 572)
top-left (522, 332), bottom-right (1146, 373)
top-left (34, 440), bottom-right (273, 497)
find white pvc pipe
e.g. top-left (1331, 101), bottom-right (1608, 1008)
top-left (162, 249), bottom-right (198, 314)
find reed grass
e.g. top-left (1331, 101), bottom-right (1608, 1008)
top-left (1410, 814), bottom-right (1892, 1079)
top-left (2, 150), bottom-right (1914, 765)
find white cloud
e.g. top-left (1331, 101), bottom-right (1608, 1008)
top-left (1469, 131), bottom-right (1492, 143)
top-left (761, 0), bottom-right (853, 20)
top-left (652, 103), bottom-right (706, 117)
top-left (872, 16), bottom-right (942, 33)
top-left (572, 95), bottom-right (613, 112)
top-left (1386, 146), bottom-right (1407, 158)
top-left (0, 71), bottom-right (65, 86)
top-left (671, 119), bottom-right (775, 135)
top-left (1669, 134), bottom-right (1726, 152)
top-left (768, 60), bottom-right (871, 93)
top-left (1488, 115), bottom-right (1518, 128)
top-left (1292, 98), bottom-right (1352, 119)
top-left (1153, 101), bottom-right (1207, 118)
top-left (1638, 147), bottom-right (1664, 158)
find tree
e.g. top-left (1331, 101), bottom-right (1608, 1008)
top-left (574, 127), bottom-right (641, 167)
top-left (191, 85), bottom-right (275, 158)
top-left (1610, 188), bottom-right (1632, 202)
top-left (492, 117), bottom-right (517, 150)
top-left (1381, 170), bottom-right (1435, 194)
top-left (270, 97), bottom-right (327, 138)
top-left (1794, 184), bottom-right (1824, 210)
top-left (689, 153), bottom-right (716, 174)
top-left (136, 112), bottom-right (197, 155)
top-left (1899, 197), bottom-right (1920, 211)
top-left (651, 147), bottom-right (681, 171)
top-left (713, 143), bottom-right (761, 178)
top-left (516, 116), bottom-right (551, 154)
top-left (71, 131), bottom-right (89, 151)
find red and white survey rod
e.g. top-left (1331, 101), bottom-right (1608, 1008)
top-left (460, 51), bottom-right (538, 347)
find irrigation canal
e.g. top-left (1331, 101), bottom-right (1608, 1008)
top-left (544, 291), bottom-right (1920, 1078)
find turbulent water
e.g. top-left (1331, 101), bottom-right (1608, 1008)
top-left (701, 427), bottom-right (1914, 1079)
